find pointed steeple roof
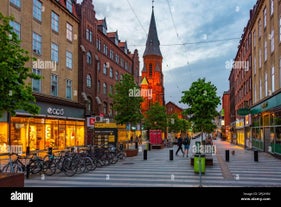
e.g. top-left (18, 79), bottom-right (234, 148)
top-left (143, 6), bottom-right (162, 57)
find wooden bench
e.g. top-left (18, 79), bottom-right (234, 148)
top-left (190, 154), bottom-right (213, 166)
top-left (151, 144), bottom-right (164, 149)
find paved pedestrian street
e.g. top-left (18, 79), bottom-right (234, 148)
top-left (24, 138), bottom-right (281, 188)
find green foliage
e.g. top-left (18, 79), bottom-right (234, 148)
top-left (180, 78), bottom-right (220, 133)
top-left (0, 13), bottom-right (41, 116)
top-left (143, 102), bottom-right (167, 131)
top-left (167, 113), bottom-right (191, 134)
top-left (110, 73), bottom-right (143, 125)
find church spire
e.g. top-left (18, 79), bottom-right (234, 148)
top-left (143, 2), bottom-right (162, 57)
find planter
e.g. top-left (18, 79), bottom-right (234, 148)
top-left (0, 173), bottom-right (24, 187)
top-left (124, 149), bottom-right (138, 157)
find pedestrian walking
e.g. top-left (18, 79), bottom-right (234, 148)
top-left (175, 136), bottom-right (184, 156)
top-left (183, 135), bottom-right (190, 158)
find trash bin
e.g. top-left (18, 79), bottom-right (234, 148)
top-left (194, 154), bottom-right (205, 174)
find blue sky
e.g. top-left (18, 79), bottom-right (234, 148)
top-left (77, 0), bottom-right (256, 109)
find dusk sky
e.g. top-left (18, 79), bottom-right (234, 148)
top-left (77, 0), bottom-right (257, 109)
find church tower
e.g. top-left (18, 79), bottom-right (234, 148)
top-left (141, 3), bottom-right (165, 115)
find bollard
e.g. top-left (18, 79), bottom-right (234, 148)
top-left (143, 149), bottom-right (147, 160)
top-left (225, 149), bottom-right (229, 162)
top-left (26, 164), bottom-right (30, 179)
top-left (169, 149), bottom-right (173, 160)
top-left (254, 150), bottom-right (258, 162)
top-left (26, 146), bottom-right (30, 156)
top-left (48, 147), bottom-right (53, 155)
top-left (135, 142), bottom-right (138, 149)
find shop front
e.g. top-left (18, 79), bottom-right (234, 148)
top-left (0, 101), bottom-right (85, 154)
top-left (251, 92), bottom-right (281, 155)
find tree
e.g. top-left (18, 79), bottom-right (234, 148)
top-left (143, 102), bottom-right (167, 132)
top-left (110, 73), bottom-right (143, 125)
top-left (167, 114), bottom-right (191, 134)
top-left (0, 12), bottom-right (41, 116)
top-left (180, 78), bottom-right (220, 135)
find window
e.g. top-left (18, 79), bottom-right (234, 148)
top-left (149, 63), bottom-right (152, 76)
top-left (86, 29), bottom-right (92, 42)
top-left (97, 80), bottom-right (100, 93)
top-left (51, 74), bottom-right (58, 96)
top-left (10, 21), bottom-right (21, 40)
top-left (51, 43), bottom-right (59, 63)
top-left (103, 102), bottom-right (107, 115)
top-left (254, 83), bottom-right (256, 103)
top-left (33, 0), bottom-right (42, 22)
top-left (259, 79), bottom-right (262, 99)
top-left (271, 29), bottom-right (274, 52)
top-left (32, 69), bottom-right (41, 92)
top-left (51, 12), bottom-right (59, 32)
top-left (66, 79), bottom-right (72, 99)
top-left (66, 51), bottom-right (72, 69)
top-left (115, 71), bottom-right (119, 80)
top-left (270, 0), bottom-right (274, 16)
top-left (103, 44), bottom-right (108, 56)
top-left (264, 40), bottom-right (267, 61)
top-left (259, 49), bottom-right (262, 68)
top-left (66, 0), bottom-right (72, 13)
top-left (10, 0), bottom-right (21, 8)
top-left (109, 85), bottom-right (113, 95)
top-left (66, 23), bottom-right (73, 41)
top-left (97, 61), bottom-right (100, 72)
top-left (254, 57), bottom-right (256, 75)
top-left (263, 7), bottom-right (267, 28)
top-left (110, 50), bottom-right (114, 59)
top-left (279, 16), bottom-right (281, 42)
top-left (272, 66), bottom-right (275, 92)
top-left (103, 82), bottom-right (107, 95)
top-left (115, 54), bottom-right (119, 64)
top-left (265, 72), bottom-right (268, 96)
top-left (96, 39), bottom-right (101, 51)
top-left (32, 32), bottom-right (42, 55)
top-left (110, 67), bottom-right (113, 78)
top-left (86, 74), bottom-right (92, 88)
top-left (258, 18), bottom-right (262, 37)
top-left (103, 63), bottom-right (107, 75)
top-left (86, 52), bottom-right (92, 64)
top-left (253, 30), bottom-right (256, 47)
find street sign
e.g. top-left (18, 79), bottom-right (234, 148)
top-left (237, 108), bottom-right (250, 116)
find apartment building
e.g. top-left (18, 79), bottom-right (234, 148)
top-left (250, 0), bottom-right (281, 154)
top-left (0, 0), bottom-right (85, 153)
top-left (77, 0), bottom-right (140, 144)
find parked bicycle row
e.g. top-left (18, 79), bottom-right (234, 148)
top-left (0, 144), bottom-right (127, 177)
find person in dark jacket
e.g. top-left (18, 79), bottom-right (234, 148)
top-left (175, 136), bottom-right (184, 156)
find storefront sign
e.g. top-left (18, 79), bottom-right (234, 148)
top-left (237, 108), bottom-right (250, 116)
top-left (47, 107), bottom-right (64, 116)
top-left (95, 123), bottom-right (117, 128)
